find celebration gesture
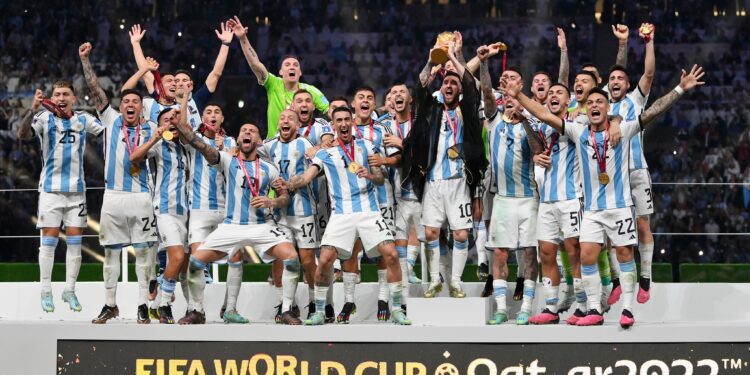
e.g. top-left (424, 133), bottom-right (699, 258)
top-left (679, 64), bottom-right (706, 91)
top-left (557, 27), bottom-right (567, 50)
top-left (145, 57), bottom-right (159, 71)
top-left (477, 45), bottom-right (491, 62)
top-left (612, 24), bottom-right (629, 42)
top-left (32, 89), bottom-right (44, 112)
top-left (78, 42), bottom-right (92, 59)
top-left (227, 16), bottom-right (248, 38)
top-left (215, 21), bottom-right (234, 44)
top-left (129, 24), bottom-right (146, 44)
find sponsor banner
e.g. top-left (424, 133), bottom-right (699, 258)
top-left (57, 341), bottom-right (748, 375)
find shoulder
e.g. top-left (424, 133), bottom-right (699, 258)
top-left (298, 137), bottom-right (314, 148)
top-left (299, 82), bottom-right (324, 95)
top-left (261, 158), bottom-right (280, 173)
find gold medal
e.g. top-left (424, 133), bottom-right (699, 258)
top-left (162, 131), bottom-right (174, 141)
top-left (130, 165), bottom-right (141, 176)
top-left (348, 161), bottom-right (361, 174)
top-left (447, 147), bottom-right (460, 160)
top-left (639, 23), bottom-right (654, 36)
top-left (599, 173), bottom-right (610, 185)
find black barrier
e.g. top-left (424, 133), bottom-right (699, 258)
top-left (57, 341), bottom-right (748, 375)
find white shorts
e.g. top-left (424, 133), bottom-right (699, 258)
top-left (421, 178), bottom-right (473, 231)
top-left (100, 191), bottom-right (157, 246)
top-left (321, 212), bottom-right (394, 259)
top-left (480, 171), bottom-right (494, 222)
top-left (536, 198), bottom-right (582, 243)
top-left (534, 165), bottom-right (545, 196)
top-left (315, 200), bottom-right (330, 239)
top-left (37, 191), bottom-right (88, 228)
top-left (278, 215), bottom-right (320, 249)
top-left (379, 205), bottom-right (396, 236)
top-left (199, 223), bottom-right (291, 263)
top-left (156, 213), bottom-right (188, 249)
top-left (487, 195), bottom-right (539, 249)
top-left (188, 210), bottom-right (225, 245)
top-left (394, 199), bottom-right (425, 241)
top-left (580, 207), bottom-right (637, 247)
top-left (630, 169), bottom-right (654, 217)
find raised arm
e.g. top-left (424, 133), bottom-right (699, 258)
top-left (18, 89), bottom-right (43, 140)
top-left (639, 65), bottom-right (704, 126)
top-left (130, 121), bottom-right (167, 165)
top-left (121, 57), bottom-right (159, 92)
top-left (502, 77), bottom-right (564, 132)
top-left (612, 24), bottom-right (629, 68)
top-left (78, 42), bottom-right (109, 112)
top-left (418, 58), bottom-right (436, 89)
top-left (467, 42), bottom-right (505, 76)
top-left (478, 45), bottom-right (497, 119)
top-left (174, 94), bottom-right (219, 164)
top-left (129, 25), bottom-right (155, 94)
top-left (637, 23), bottom-right (656, 96)
top-left (557, 28), bottom-right (569, 87)
top-left (453, 31), bottom-right (466, 67)
top-left (522, 120), bottom-right (545, 156)
top-left (446, 43), bottom-right (465, 78)
top-left (205, 22), bottom-right (234, 93)
top-left (229, 16), bottom-right (269, 85)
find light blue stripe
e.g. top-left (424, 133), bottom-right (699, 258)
top-left (41, 236), bottom-right (58, 247)
top-left (503, 122), bottom-right (516, 196)
top-left (454, 240), bottom-right (469, 250)
top-left (425, 240), bottom-right (439, 250)
top-left (550, 137), bottom-right (560, 201)
top-left (192, 150), bottom-right (204, 209)
top-left (159, 142), bottom-right (172, 214)
top-left (494, 287), bottom-right (507, 297)
top-left (106, 120), bottom-right (121, 191)
top-left (325, 152), bottom-right (344, 214)
top-left (564, 140), bottom-right (576, 200)
top-left (594, 131), bottom-right (607, 209)
top-left (520, 131), bottom-right (533, 197)
top-left (613, 141), bottom-right (625, 208)
top-left (175, 144), bottom-right (185, 215)
top-left (582, 264), bottom-right (598, 275)
top-left (491, 126), bottom-right (501, 195)
top-left (76, 116), bottom-right (87, 192)
top-left (523, 286), bottom-right (535, 298)
top-left (396, 246), bottom-right (407, 258)
top-left (296, 140), bottom-right (313, 216)
top-left (238, 159), bottom-right (251, 224)
top-left (207, 140), bottom-right (219, 210)
top-left (161, 279), bottom-right (176, 293)
top-left (255, 162), bottom-right (270, 224)
top-left (43, 114), bottom-right (56, 192)
top-left (579, 130), bottom-right (592, 211)
top-left (620, 260), bottom-right (636, 272)
top-left (225, 159), bottom-right (238, 224)
top-left (66, 235), bottom-right (83, 245)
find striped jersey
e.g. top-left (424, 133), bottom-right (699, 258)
top-left (213, 151), bottom-right (280, 225)
top-left (380, 116), bottom-right (417, 201)
top-left (298, 118), bottom-right (334, 146)
top-left (187, 133), bottom-right (237, 211)
top-left (264, 136), bottom-right (316, 217)
top-left (608, 89), bottom-right (649, 170)
top-left (565, 118), bottom-right (641, 211)
top-left (311, 138), bottom-right (379, 215)
top-left (31, 110), bottom-right (104, 193)
top-left (99, 106), bottom-right (155, 193)
top-left (428, 108), bottom-right (465, 181)
top-left (142, 97), bottom-right (179, 124)
top-left (147, 138), bottom-right (189, 215)
top-left (487, 114), bottom-right (537, 198)
top-left (536, 119), bottom-right (582, 203)
top-left (354, 122), bottom-right (397, 207)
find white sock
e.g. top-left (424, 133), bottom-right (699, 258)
top-left (573, 277), bottom-right (586, 305)
top-left (619, 259), bottom-right (637, 311)
top-left (180, 271), bottom-right (191, 310)
top-left (451, 239), bottom-right (469, 285)
top-left (160, 278), bottom-right (176, 307)
top-left (325, 276), bottom-right (334, 305)
top-left (377, 269), bottom-right (388, 301)
top-left (388, 281), bottom-right (403, 311)
top-left (307, 282), bottom-right (315, 305)
top-left (134, 248), bottom-right (150, 306)
top-left (398, 258), bottom-right (409, 301)
top-left (406, 245), bottom-right (419, 274)
top-left (343, 272), bottom-right (357, 303)
top-left (581, 264), bottom-right (601, 313)
top-left (281, 258), bottom-right (300, 312)
top-left (187, 259), bottom-right (206, 312)
top-left (515, 249), bottom-right (526, 278)
top-left (609, 248), bottom-right (621, 279)
top-left (103, 247), bottom-right (121, 307)
top-left (425, 240), bottom-right (440, 284)
top-left (542, 277), bottom-right (559, 313)
top-left (639, 242), bottom-right (654, 279)
top-left (65, 236), bottom-right (82, 292)
top-left (440, 244), bottom-right (452, 283)
top-left (226, 261), bottom-right (243, 311)
top-left (39, 236), bottom-right (58, 293)
top-left (314, 285), bottom-right (329, 312)
top-left (521, 279), bottom-right (536, 314)
top-left (275, 286), bottom-right (283, 304)
top-left (474, 221), bottom-right (487, 264)
top-left (493, 279), bottom-right (508, 313)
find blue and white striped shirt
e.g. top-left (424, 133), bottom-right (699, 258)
top-left (214, 151), bottom-right (280, 225)
top-left (536, 120), bottom-right (581, 203)
top-left (265, 137), bottom-right (316, 217)
top-left (488, 114), bottom-right (537, 198)
top-left (147, 138), bottom-right (189, 215)
top-left (609, 89), bottom-right (649, 170)
top-left (142, 97), bottom-right (179, 124)
top-left (380, 117), bottom-right (416, 201)
top-left (188, 134), bottom-right (236, 211)
top-left (31, 110), bottom-right (104, 193)
top-left (354, 122), bottom-right (397, 207)
top-left (99, 106), bottom-right (155, 193)
top-left (428, 108), bottom-right (465, 181)
top-left (298, 118), bottom-right (334, 146)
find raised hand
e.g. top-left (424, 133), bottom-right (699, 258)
top-left (145, 57), bottom-right (159, 71)
top-left (612, 24), bottom-right (629, 42)
top-left (78, 42), bottom-right (92, 59)
top-left (487, 42), bottom-right (506, 57)
top-left (129, 24), bottom-right (146, 44)
top-left (638, 22), bottom-right (655, 41)
top-left (477, 45), bottom-right (490, 62)
top-left (32, 89), bottom-right (44, 111)
top-left (215, 21), bottom-right (234, 44)
top-left (227, 16), bottom-right (248, 38)
top-left (500, 77), bottom-right (521, 98)
top-left (679, 64), bottom-right (706, 91)
top-left (557, 27), bottom-right (567, 50)
top-left (453, 31), bottom-right (463, 51)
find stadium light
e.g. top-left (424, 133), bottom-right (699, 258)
top-left (699, 250), bottom-right (704, 256)
top-left (120, 24), bottom-right (124, 30)
top-left (661, 249), bottom-right (666, 254)
top-left (84, 95), bottom-right (90, 101)
top-left (675, 11), bottom-right (679, 16)
top-left (190, 64), bottom-right (195, 69)
top-left (178, 31), bottom-right (182, 37)
top-left (673, 150), bottom-right (677, 155)
top-left (238, 100), bottom-right (245, 108)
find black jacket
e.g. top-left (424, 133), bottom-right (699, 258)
top-left (402, 69), bottom-right (488, 201)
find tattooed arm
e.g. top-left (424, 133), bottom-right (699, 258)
top-left (557, 27), bottom-right (569, 87)
top-left (612, 24), bottom-right (629, 68)
top-left (229, 16), bottom-right (269, 85)
top-left (639, 65), bottom-right (705, 127)
top-left (175, 93), bottom-right (219, 164)
top-left (79, 43), bottom-right (109, 112)
top-left (478, 46), bottom-right (497, 119)
top-left (18, 89), bottom-right (43, 140)
top-left (286, 166), bottom-right (319, 191)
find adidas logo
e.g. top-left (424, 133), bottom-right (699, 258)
top-left (466, 219), bottom-right (473, 224)
top-left (572, 228), bottom-right (578, 232)
top-left (647, 205), bottom-right (653, 209)
top-left (629, 235), bottom-right (636, 240)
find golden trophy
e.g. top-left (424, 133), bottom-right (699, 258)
top-left (430, 32), bottom-right (456, 65)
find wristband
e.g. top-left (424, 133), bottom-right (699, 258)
top-left (673, 85), bottom-right (685, 95)
top-left (221, 41), bottom-right (230, 46)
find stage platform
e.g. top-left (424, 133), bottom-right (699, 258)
top-left (1, 282), bottom-right (749, 373)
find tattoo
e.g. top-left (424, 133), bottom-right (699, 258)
top-left (370, 166), bottom-right (385, 185)
top-left (640, 90), bottom-right (680, 126)
top-left (558, 49), bottom-right (569, 86)
top-left (18, 110), bottom-right (34, 140)
top-left (80, 58), bottom-right (108, 112)
top-left (240, 37), bottom-right (268, 84)
top-left (479, 60), bottom-right (496, 117)
top-left (272, 189), bottom-right (290, 209)
top-left (287, 175), bottom-right (305, 191)
top-left (315, 268), bottom-right (332, 287)
top-left (185, 131), bottom-right (220, 165)
top-left (522, 246), bottom-right (539, 280)
top-left (419, 61), bottom-right (434, 88)
top-left (522, 120), bottom-right (544, 155)
top-left (492, 249), bottom-right (509, 280)
top-left (615, 41), bottom-right (628, 68)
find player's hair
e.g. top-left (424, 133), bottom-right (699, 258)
top-left (160, 71), bottom-right (174, 77)
top-left (353, 86), bottom-right (376, 98)
top-left (503, 66), bottom-right (523, 80)
top-left (331, 106), bottom-right (353, 118)
top-left (120, 89), bottom-right (143, 101)
top-left (174, 69), bottom-right (193, 81)
top-left (532, 71), bottom-right (552, 81)
top-left (581, 62), bottom-right (598, 70)
top-left (330, 96), bottom-right (350, 106)
top-left (293, 89), bottom-right (313, 101)
top-left (240, 123), bottom-right (265, 139)
top-left (608, 64), bottom-right (629, 78)
top-left (157, 108), bottom-right (173, 123)
top-left (587, 87), bottom-right (609, 100)
top-left (443, 71), bottom-right (462, 82)
top-left (203, 102), bottom-right (224, 113)
top-left (280, 55), bottom-right (300, 66)
top-left (575, 70), bottom-right (598, 83)
top-left (52, 80), bottom-right (75, 93)
top-left (389, 83), bottom-right (412, 96)
top-left (549, 82), bottom-right (570, 93)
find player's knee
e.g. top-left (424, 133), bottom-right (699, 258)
top-left (452, 230), bottom-right (469, 243)
top-left (283, 258), bottom-right (301, 273)
top-left (188, 256), bottom-right (206, 272)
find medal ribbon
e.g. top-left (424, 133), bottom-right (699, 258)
top-left (354, 119), bottom-right (375, 142)
top-left (589, 123), bottom-right (609, 176)
top-left (337, 138), bottom-right (356, 164)
top-left (396, 114), bottom-right (412, 139)
top-left (153, 70), bottom-right (165, 102)
top-left (122, 123), bottom-right (141, 156)
top-left (237, 155), bottom-right (261, 197)
top-left (303, 120), bottom-right (314, 138)
top-left (198, 122), bottom-right (225, 137)
top-left (538, 128), bottom-right (559, 157)
top-left (443, 108), bottom-right (460, 146)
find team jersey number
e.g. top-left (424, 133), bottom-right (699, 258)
top-left (300, 223), bottom-right (315, 238)
top-left (240, 176), bottom-right (259, 190)
top-left (280, 159), bottom-right (290, 176)
top-left (141, 215), bottom-right (158, 232)
top-left (615, 218), bottom-right (635, 235)
top-left (458, 203), bottom-right (472, 218)
top-left (59, 129), bottom-right (76, 144)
